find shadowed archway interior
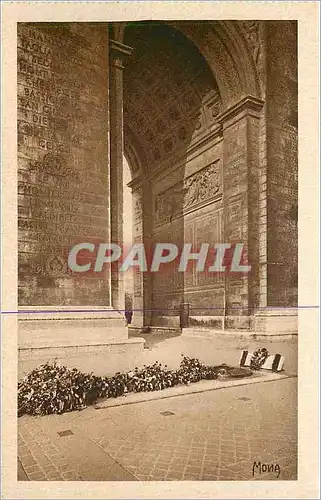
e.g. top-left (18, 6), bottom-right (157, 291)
top-left (124, 22), bottom-right (222, 177)
top-left (123, 23), bottom-right (224, 328)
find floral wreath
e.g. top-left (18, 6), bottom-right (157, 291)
top-left (250, 348), bottom-right (269, 370)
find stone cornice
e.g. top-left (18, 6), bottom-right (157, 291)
top-left (110, 39), bottom-right (133, 58)
top-left (216, 95), bottom-right (264, 127)
top-left (128, 174), bottom-right (147, 191)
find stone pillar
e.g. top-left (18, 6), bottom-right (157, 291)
top-left (17, 22), bottom-right (112, 308)
top-left (17, 23), bottom-right (143, 356)
top-left (265, 21), bottom-right (298, 308)
top-left (129, 177), bottom-right (153, 333)
top-left (217, 96), bottom-right (264, 330)
top-left (130, 180), bottom-right (144, 329)
top-left (142, 179), bottom-right (154, 328)
top-left (252, 21), bottom-right (298, 336)
top-left (109, 33), bottom-right (133, 313)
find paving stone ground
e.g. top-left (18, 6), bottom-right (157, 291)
top-left (18, 335), bottom-right (297, 481)
top-left (18, 376), bottom-right (297, 481)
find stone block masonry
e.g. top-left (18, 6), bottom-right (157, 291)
top-left (18, 22), bottom-right (110, 307)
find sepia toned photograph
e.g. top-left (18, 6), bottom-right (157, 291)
top-left (16, 18), bottom-right (299, 482)
top-left (1, 2), bottom-right (319, 498)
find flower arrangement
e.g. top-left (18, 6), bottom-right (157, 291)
top-left (250, 348), bottom-right (269, 370)
top-left (18, 356), bottom-right (252, 417)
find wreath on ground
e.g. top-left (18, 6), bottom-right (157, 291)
top-left (18, 356), bottom-right (254, 417)
top-left (250, 348), bottom-right (269, 370)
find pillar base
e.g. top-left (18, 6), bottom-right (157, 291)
top-left (129, 325), bottom-right (181, 336)
top-left (18, 307), bottom-right (148, 378)
top-left (18, 307), bottom-right (128, 349)
top-left (151, 315), bottom-right (180, 328)
top-left (182, 309), bottom-right (298, 339)
top-left (18, 337), bottom-right (146, 379)
top-left (253, 308), bottom-right (298, 336)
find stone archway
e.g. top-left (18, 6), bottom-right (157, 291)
top-left (15, 20), bottom-right (297, 362)
top-left (113, 21), bottom-right (264, 333)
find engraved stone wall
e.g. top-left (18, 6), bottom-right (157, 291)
top-left (266, 21), bottom-right (298, 307)
top-left (17, 22), bottom-right (110, 306)
top-left (222, 120), bottom-right (247, 317)
top-left (150, 151), bottom-right (223, 317)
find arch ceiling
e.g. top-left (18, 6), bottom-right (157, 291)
top-left (168, 21), bottom-right (261, 107)
top-left (123, 23), bottom-right (222, 176)
top-left (122, 21), bottom-right (261, 176)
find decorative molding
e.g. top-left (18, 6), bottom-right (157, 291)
top-left (216, 95), bottom-right (264, 127)
top-left (110, 39), bottom-right (133, 57)
top-left (124, 140), bottom-right (141, 175)
top-left (240, 21), bottom-right (261, 65)
top-left (127, 175), bottom-right (143, 190)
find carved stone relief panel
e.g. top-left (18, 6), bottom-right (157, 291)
top-left (239, 20), bottom-right (264, 92)
top-left (240, 21), bottom-right (261, 65)
top-left (154, 159), bottom-right (222, 225)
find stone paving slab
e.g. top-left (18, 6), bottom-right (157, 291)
top-left (18, 416), bottom-right (136, 481)
top-left (18, 377), bottom-right (297, 482)
top-left (17, 458), bottom-right (29, 481)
